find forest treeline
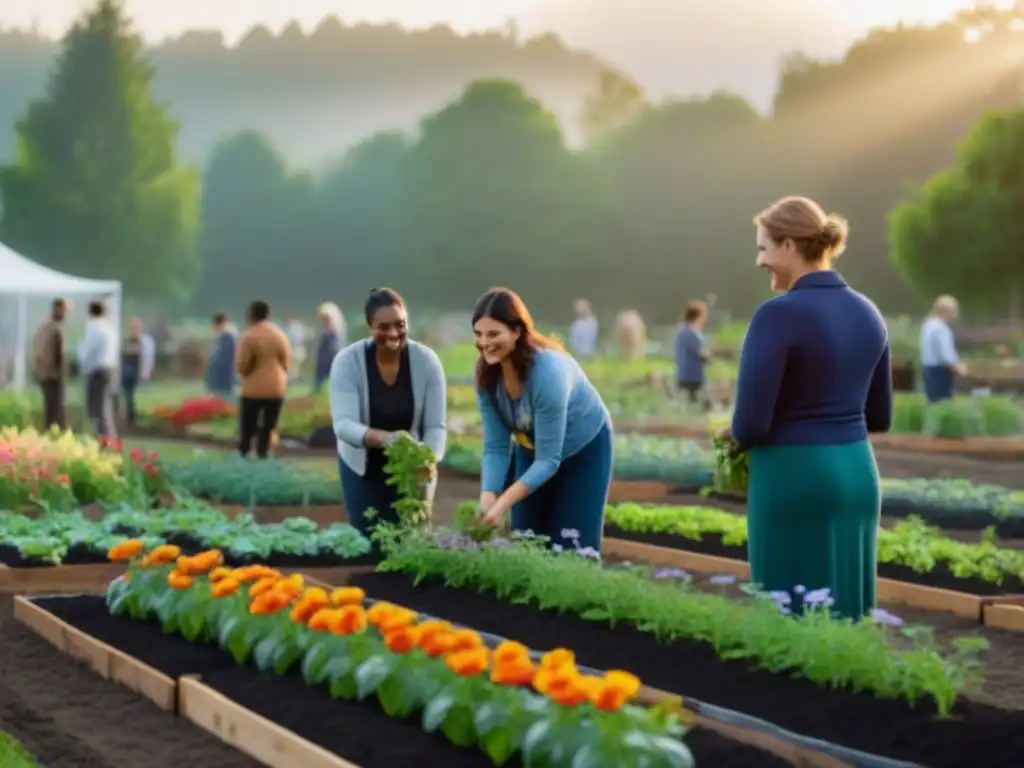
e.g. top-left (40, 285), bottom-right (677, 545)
top-left (1, 4), bottom-right (1023, 322)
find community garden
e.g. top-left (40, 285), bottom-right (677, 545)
top-left (1, 335), bottom-right (1024, 767)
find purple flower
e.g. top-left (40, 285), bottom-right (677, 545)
top-left (803, 588), bottom-right (834, 609)
top-left (793, 585), bottom-right (806, 595)
top-left (489, 537), bottom-right (510, 550)
top-left (560, 527), bottom-right (580, 541)
top-left (550, 543), bottom-right (564, 554)
top-left (653, 567), bottom-right (691, 581)
top-left (512, 529), bottom-right (537, 540)
top-left (870, 608), bottom-right (904, 627)
top-left (708, 575), bottom-right (736, 586)
top-left (576, 546), bottom-right (601, 561)
top-left (767, 590), bottom-right (792, 606)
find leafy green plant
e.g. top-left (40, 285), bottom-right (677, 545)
top-left (709, 435), bottom-right (747, 494)
top-left (0, 501), bottom-right (371, 564)
top-left (161, 455), bottom-right (340, 506)
top-left (107, 551), bottom-right (693, 768)
top-left (604, 503), bottom-right (1024, 586)
top-left (376, 524), bottom-right (989, 717)
top-left (382, 434), bottom-right (436, 528)
top-left (442, 435), bottom-right (714, 486)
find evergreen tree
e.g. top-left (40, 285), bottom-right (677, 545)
top-left (0, 0), bottom-right (199, 301)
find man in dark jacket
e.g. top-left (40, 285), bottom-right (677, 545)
top-left (31, 298), bottom-right (69, 430)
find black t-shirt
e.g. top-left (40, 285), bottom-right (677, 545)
top-left (365, 343), bottom-right (414, 475)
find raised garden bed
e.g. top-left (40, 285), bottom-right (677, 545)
top-left (615, 420), bottom-right (1024, 460)
top-left (983, 596), bottom-right (1024, 633)
top-left (349, 569), bottom-right (1023, 768)
top-left (211, 503), bottom-right (348, 527)
top-left (17, 593), bottom-right (795, 767)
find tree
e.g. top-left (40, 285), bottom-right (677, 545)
top-left (0, 0), bottom-right (199, 301)
top-left (580, 69), bottom-right (645, 144)
top-left (889, 108), bottom-right (1024, 318)
top-left (314, 131), bottom-right (412, 308)
top-left (192, 131), bottom-right (297, 312)
top-left (404, 79), bottom-right (613, 315)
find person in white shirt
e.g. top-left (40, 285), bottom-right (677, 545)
top-left (919, 295), bottom-right (967, 403)
top-left (78, 300), bottom-right (118, 438)
top-left (285, 316), bottom-right (308, 382)
top-left (568, 299), bottom-right (599, 358)
top-left (120, 317), bottom-right (156, 427)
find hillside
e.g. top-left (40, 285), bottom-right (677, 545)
top-left (0, 17), bottom-right (613, 165)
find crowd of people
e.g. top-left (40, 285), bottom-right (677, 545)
top-left (25, 194), bottom-right (980, 621)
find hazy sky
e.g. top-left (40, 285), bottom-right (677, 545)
top-left (0, 0), bottom-right (1006, 43)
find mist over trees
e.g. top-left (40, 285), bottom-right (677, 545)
top-left (1, 2), bottom-right (1023, 322)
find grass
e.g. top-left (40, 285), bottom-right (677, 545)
top-left (123, 437), bottom-right (340, 477)
top-left (0, 732), bottom-right (38, 767)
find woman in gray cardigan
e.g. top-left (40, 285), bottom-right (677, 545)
top-left (328, 288), bottom-right (447, 538)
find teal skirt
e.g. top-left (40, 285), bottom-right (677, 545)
top-left (747, 440), bottom-right (880, 620)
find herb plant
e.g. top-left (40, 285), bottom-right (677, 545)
top-left (604, 503), bottom-right (1024, 586)
top-left (375, 524), bottom-right (989, 717)
top-left (161, 455), bottom-right (340, 506)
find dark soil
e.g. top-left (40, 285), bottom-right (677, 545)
top-left (604, 525), bottom-right (1024, 596)
top-left (0, 596), bottom-right (256, 768)
top-left (35, 595), bottom-right (789, 767)
top-left (350, 570), bottom-right (1024, 768)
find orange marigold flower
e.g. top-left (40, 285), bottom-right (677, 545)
top-left (493, 640), bottom-right (530, 667)
top-left (540, 648), bottom-right (575, 670)
top-left (308, 608), bottom-right (339, 632)
top-left (209, 566), bottom-right (233, 583)
top-left (107, 539), bottom-right (144, 561)
top-left (384, 626), bottom-right (421, 654)
top-left (588, 677), bottom-right (636, 712)
top-left (210, 576), bottom-right (241, 598)
top-left (249, 577), bottom-right (279, 598)
top-left (330, 587), bottom-right (366, 606)
top-left (443, 628), bottom-right (484, 654)
top-left (376, 608), bottom-right (418, 634)
top-left (175, 551), bottom-right (222, 576)
top-left (276, 574), bottom-right (304, 599)
top-left (445, 648), bottom-right (490, 677)
top-left (328, 604), bottom-right (368, 636)
top-left (491, 658), bottom-right (536, 686)
top-left (603, 670), bottom-right (641, 698)
top-left (366, 601), bottom-right (399, 625)
top-left (289, 588), bottom-right (331, 624)
top-left (419, 631), bottom-right (453, 658)
top-left (234, 565), bottom-right (280, 583)
top-left (168, 570), bottom-right (194, 590)
top-left (249, 589), bottom-right (292, 616)
top-left (141, 544), bottom-right (181, 567)
top-left (537, 665), bottom-right (587, 707)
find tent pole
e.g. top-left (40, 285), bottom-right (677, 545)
top-left (13, 293), bottom-right (27, 390)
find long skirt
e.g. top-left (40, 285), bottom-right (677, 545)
top-left (747, 440), bottom-right (880, 620)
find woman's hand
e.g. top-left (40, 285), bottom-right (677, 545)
top-left (481, 502), bottom-right (507, 528)
top-left (416, 461), bottom-right (437, 483)
top-left (478, 491), bottom-right (497, 512)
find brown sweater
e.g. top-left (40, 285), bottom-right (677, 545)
top-left (236, 321), bottom-right (291, 398)
top-left (31, 319), bottom-right (65, 381)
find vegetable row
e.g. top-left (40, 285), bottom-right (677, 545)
top-left (105, 541), bottom-right (693, 768)
top-left (376, 523), bottom-right (988, 718)
top-left (0, 501), bottom-right (369, 566)
top-left (605, 503), bottom-right (1024, 587)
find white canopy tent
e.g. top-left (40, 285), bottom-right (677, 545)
top-left (0, 240), bottom-right (122, 390)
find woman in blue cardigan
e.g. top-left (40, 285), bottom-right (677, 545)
top-left (474, 288), bottom-right (613, 553)
top-left (729, 197), bottom-right (892, 619)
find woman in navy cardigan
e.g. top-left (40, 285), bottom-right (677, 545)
top-left (473, 288), bottom-right (613, 553)
top-left (730, 197), bottom-right (892, 619)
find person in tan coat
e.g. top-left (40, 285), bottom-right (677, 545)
top-left (236, 299), bottom-right (291, 458)
top-left (32, 298), bottom-right (69, 430)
